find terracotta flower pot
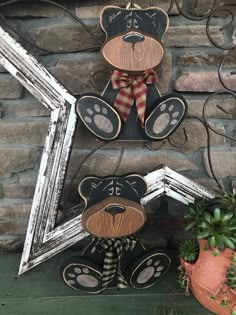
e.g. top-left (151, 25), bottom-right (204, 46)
top-left (181, 239), bottom-right (236, 315)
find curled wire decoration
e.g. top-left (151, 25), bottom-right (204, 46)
top-left (200, 91), bottom-right (236, 191)
top-left (218, 49), bottom-right (236, 92)
top-left (147, 0), bottom-right (174, 14)
top-left (168, 127), bottom-right (188, 148)
top-left (113, 142), bottom-right (126, 175)
top-left (92, 70), bottom-right (111, 92)
top-left (0, 0), bottom-right (103, 54)
top-left (187, 114), bottom-right (224, 191)
top-left (206, 7), bottom-right (235, 51)
top-left (174, 0), bottom-right (217, 21)
top-left (144, 139), bottom-right (166, 151)
top-left (167, 0), bottom-right (175, 15)
top-left (202, 91), bottom-right (236, 142)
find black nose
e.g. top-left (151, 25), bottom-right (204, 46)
top-left (123, 33), bottom-right (145, 44)
top-left (105, 205), bottom-right (125, 216)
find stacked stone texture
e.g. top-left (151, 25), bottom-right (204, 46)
top-left (0, 0), bottom-right (235, 251)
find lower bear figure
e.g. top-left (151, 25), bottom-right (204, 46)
top-left (61, 174), bottom-right (171, 293)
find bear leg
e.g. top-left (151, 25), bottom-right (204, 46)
top-left (126, 250), bottom-right (171, 289)
top-left (77, 94), bottom-right (122, 140)
top-left (144, 94), bottom-right (187, 140)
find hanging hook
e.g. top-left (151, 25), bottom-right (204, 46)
top-left (126, 1), bottom-right (141, 9)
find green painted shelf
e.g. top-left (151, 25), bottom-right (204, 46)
top-left (0, 251), bottom-right (214, 315)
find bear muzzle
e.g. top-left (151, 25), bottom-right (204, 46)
top-left (105, 205), bottom-right (126, 215)
top-left (82, 196), bottom-right (146, 238)
top-left (123, 33), bottom-right (145, 44)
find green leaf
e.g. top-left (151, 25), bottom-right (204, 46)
top-left (214, 208), bottom-right (221, 221)
top-left (222, 212), bottom-right (234, 222)
top-left (228, 226), bottom-right (236, 231)
top-left (216, 235), bottom-right (224, 250)
top-left (198, 222), bottom-right (210, 229)
top-left (203, 212), bottom-right (212, 224)
top-left (197, 231), bottom-right (210, 239)
top-left (209, 236), bottom-right (216, 247)
top-left (223, 235), bottom-right (235, 249)
top-left (185, 222), bottom-right (196, 231)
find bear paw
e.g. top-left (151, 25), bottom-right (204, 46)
top-left (77, 95), bottom-right (121, 140)
top-left (145, 95), bottom-right (187, 140)
top-left (61, 258), bottom-right (104, 294)
top-left (127, 251), bottom-right (171, 289)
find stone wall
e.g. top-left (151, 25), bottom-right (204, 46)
top-left (0, 0), bottom-right (235, 251)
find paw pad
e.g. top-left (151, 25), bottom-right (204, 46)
top-left (84, 104), bottom-right (113, 134)
top-left (62, 261), bottom-right (103, 293)
top-left (77, 96), bottom-right (121, 140)
top-left (145, 96), bottom-right (187, 140)
top-left (136, 258), bottom-right (165, 284)
top-left (129, 252), bottom-right (171, 289)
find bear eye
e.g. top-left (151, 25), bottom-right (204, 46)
top-left (133, 18), bottom-right (139, 28)
top-left (126, 18), bottom-right (132, 29)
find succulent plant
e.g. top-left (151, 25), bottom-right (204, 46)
top-left (226, 253), bottom-right (236, 290)
top-left (184, 193), bottom-right (236, 252)
top-left (179, 240), bottom-right (199, 263)
top-left (196, 208), bottom-right (236, 251)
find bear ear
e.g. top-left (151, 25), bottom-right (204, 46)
top-left (125, 175), bottom-right (148, 199)
top-left (78, 176), bottom-right (103, 200)
top-left (143, 7), bottom-right (169, 40)
top-left (100, 6), bottom-right (124, 37)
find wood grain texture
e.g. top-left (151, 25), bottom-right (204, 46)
top-left (82, 197), bottom-right (146, 237)
top-left (102, 35), bottom-right (164, 72)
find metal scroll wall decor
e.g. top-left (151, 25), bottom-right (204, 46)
top-left (0, 0), bottom-right (234, 279)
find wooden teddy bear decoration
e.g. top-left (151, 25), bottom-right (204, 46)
top-left (62, 174), bottom-right (171, 293)
top-left (61, 3), bottom-right (187, 293)
top-left (77, 3), bottom-right (187, 141)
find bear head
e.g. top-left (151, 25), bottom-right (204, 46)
top-left (100, 5), bottom-right (169, 73)
top-left (79, 174), bottom-right (147, 238)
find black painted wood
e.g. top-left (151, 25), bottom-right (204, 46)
top-left (79, 174), bottom-right (147, 208)
top-left (101, 6), bottom-right (169, 40)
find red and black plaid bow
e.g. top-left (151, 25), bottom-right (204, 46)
top-left (111, 69), bottom-right (158, 126)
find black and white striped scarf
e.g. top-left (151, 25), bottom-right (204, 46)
top-left (91, 236), bottom-right (137, 289)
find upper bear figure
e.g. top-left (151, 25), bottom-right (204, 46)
top-left (77, 4), bottom-right (187, 141)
